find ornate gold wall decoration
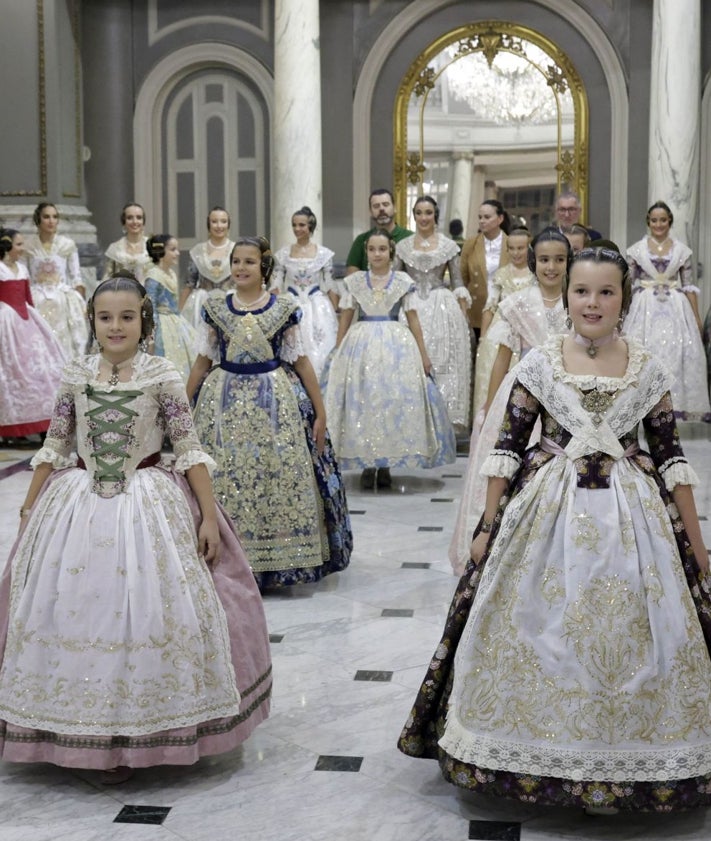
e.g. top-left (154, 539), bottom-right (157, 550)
top-left (394, 21), bottom-right (589, 223)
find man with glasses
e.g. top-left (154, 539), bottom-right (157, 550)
top-left (555, 191), bottom-right (602, 241)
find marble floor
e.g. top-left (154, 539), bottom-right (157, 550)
top-left (1, 430), bottom-right (711, 840)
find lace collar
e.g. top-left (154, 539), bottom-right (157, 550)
top-left (544, 333), bottom-right (647, 393)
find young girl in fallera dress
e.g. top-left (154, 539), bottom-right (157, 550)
top-left (449, 227), bottom-right (570, 573)
top-left (0, 273), bottom-right (271, 781)
top-left (0, 228), bottom-right (65, 444)
top-left (180, 206), bottom-right (235, 329)
top-left (324, 229), bottom-right (455, 489)
top-left (144, 234), bottom-right (197, 382)
top-left (23, 202), bottom-right (88, 358)
top-left (188, 237), bottom-right (351, 589)
top-left (400, 248), bottom-right (711, 814)
top-left (271, 206), bottom-right (338, 379)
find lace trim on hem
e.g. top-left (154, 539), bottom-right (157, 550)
top-left (438, 719), bottom-right (711, 783)
top-left (481, 450), bottom-right (521, 479)
top-left (173, 450), bottom-right (217, 475)
top-left (0, 698), bottom-right (242, 738)
top-left (658, 459), bottom-right (699, 490)
top-left (30, 446), bottom-right (75, 470)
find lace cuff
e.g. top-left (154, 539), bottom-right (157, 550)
top-left (480, 450), bottom-right (522, 479)
top-left (453, 286), bottom-right (472, 306)
top-left (339, 289), bottom-right (354, 310)
top-left (195, 320), bottom-right (219, 361)
top-left (681, 283), bottom-right (701, 295)
top-left (30, 445), bottom-right (76, 470)
top-left (280, 323), bottom-right (307, 363)
top-left (658, 457), bottom-right (699, 491)
top-left (174, 449), bottom-right (217, 475)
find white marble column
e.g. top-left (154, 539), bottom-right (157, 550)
top-left (465, 166), bottom-right (486, 238)
top-left (648, 0), bottom-right (700, 250)
top-left (448, 152), bottom-right (473, 228)
top-left (273, 0), bottom-right (322, 249)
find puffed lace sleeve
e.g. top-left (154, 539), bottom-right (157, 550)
top-left (339, 287), bottom-right (355, 310)
top-left (271, 255), bottom-right (286, 292)
top-left (195, 315), bottom-right (220, 362)
top-left (401, 283), bottom-right (418, 312)
top-left (680, 255), bottom-right (699, 293)
top-left (280, 322), bottom-right (307, 363)
top-left (157, 368), bottom-right (216, 474)
top-left (67, 245), bottom-right (83, 289)
top-left (320, 257), bottom-right (335, 293)
top-left (451, 253), bottom-right (472, 305)
top-left (30, 380), bottom-right (77, 469)
top-left (643, 391), bottom-right (699, 490)
top-left (480, 380), bottom-right (540, 479)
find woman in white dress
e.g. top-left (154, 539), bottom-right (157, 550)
top-left (401, 247), bottom-right (711, 814)
top-left (625, 200), bottom-right (709, 419)
top-left (394, 196), bottom-right (472, 429)
top-left (24, 202), bottom-right (88, 358)
top-left (180, 206), bottom-right (235, 328)
top-left (102, 202), bottom-right (152, 282)
top-left (0, 228), bottom-right (65, 443)
top-left (271, 206), bottom-right (338, 379)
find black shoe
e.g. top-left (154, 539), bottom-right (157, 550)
top-left (360, 467), bottom-right (376, 489)
top-left (376, 467), bottom-right (392, 488)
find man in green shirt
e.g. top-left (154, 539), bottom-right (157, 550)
top-left (345, 189), bottom-right (414, 274)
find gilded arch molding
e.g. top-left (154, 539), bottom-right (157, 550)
top-left (393, 21), bottom-right (589, 223)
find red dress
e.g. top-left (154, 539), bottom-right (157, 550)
top-left (0, 263), bottom-right (66, 436)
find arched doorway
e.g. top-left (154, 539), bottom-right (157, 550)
top-left (393, 21), bottom-right (589, 231)
top-left (134, 44), bottom-right (273, 247)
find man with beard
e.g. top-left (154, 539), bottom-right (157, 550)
top-left (345, 189), bottom-right (413, 274)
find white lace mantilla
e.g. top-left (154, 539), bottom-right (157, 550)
top-left (516, 336), bottom-right (670, 462)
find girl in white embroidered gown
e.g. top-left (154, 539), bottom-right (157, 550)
top-left (24, 202), bottom-right (88, 358)
top-left (144, 234), bottom-right (197, 382)
top-left (624, 200), bottom-right (709, 419)
top-left (324, 229), bottom-right (455, 489)
top-left (102, 202), bottom-right (152, 282)
top-left (271, 206), bottom-right (338, 380)
top-left (180, 206), bottom-right (235, 329)
top-left (472, 227), bottom-right (535, 418)
top-left (449, 228), bottom-right (570, 574)
top-left (394, 196), bottom-right (472, 428)
top-left (0, 274), bottom-right (271, 777)
top-left (400, 248), bottom-right (711, 813)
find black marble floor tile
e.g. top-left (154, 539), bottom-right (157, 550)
top-left (469, 819), bottom-right (521, 840)
top-left (354, 669), bottom-right (393, 681)
top-left (381, 608), bottom-right (414, 617)
top-left (114, 805), bottom-right (171, 825)
top-left (442, 473), bottom-right (463, 478)
top-left (430, 498), bottom-right (454, 503)
top-left (315, 755), bottom-right (363, 772)
top-left (350, 510), bottom-right (366, 515)
top-left (269, 633), bottom-right (284, 643)
top-left (418, 526), bottom-right (443, 532)
top-left (401, 562), bottom-right (431, 569)
top-left (699, 515), bottom-right (708, 521)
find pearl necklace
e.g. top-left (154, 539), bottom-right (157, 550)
top-left (233, 290), bottom-right (270, 310)
top-left (101, 354), bottom-right (135, 386)
top-left (208, 239), bottom-right (229, 250)
top-left (416, 235), bottom-right (434, 249)
top-left (540, 293), bottom-right (562, 303)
